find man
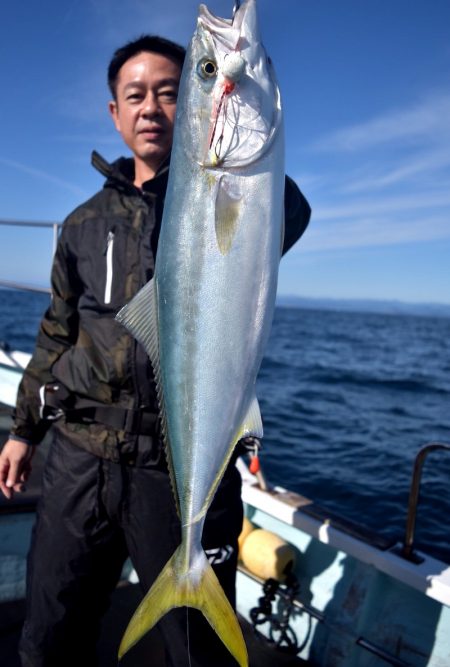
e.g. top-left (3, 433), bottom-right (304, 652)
top-left (0, 35), bottom-right (311, 666)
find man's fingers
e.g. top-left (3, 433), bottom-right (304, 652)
top-left (13, 482), bottom-right (26, 493)
top-left (19, 463), bottom-right (32, 483)
top-left (0, 477), bottom-right (13, 499)
top-left (6, 459), bottom-right (21, 490)
top-left (0, 441), bottom-right (35, 500)
top-left (0, 459), bottom-right (12, 498)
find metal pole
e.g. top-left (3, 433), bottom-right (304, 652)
top-left (0, 280), bottom-right (51, 295)
top-left (402, 441), bottom-right (450, 560)
top-left (52, 223), bottom-right (59, 257)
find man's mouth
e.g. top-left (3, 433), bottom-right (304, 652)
top-left (138, 127), bottom-right (163, 139)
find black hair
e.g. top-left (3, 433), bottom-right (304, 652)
top-left (108, 35), bottom-right (186, 99)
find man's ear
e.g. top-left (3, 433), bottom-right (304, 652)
top-left (109, 100), bottom-right (120, 132)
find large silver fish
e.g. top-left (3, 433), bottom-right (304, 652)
top-left (116, 1), bottom-right (284, 664)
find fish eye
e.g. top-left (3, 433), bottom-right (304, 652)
top-left (198, 58), bottom-right (218, 79)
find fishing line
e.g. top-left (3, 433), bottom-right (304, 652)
top-left (209, 89), bottom-right (227, 151)
top-left (210, 87), bottom-right (236, 162)
top-left (186, 607), bottom-right (192, 667)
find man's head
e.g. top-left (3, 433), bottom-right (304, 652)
top-left (108, 36), bottom-right (186, 185)
top-left (108, 36), bottom-right (185, 101)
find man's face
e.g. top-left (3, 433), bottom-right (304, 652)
top-left (109, 51), bottom-right (181, 180)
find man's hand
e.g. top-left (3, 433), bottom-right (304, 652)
top-left (0, 439), bottom-right (35, 500)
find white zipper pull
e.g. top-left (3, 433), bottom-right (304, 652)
top-left (104, 230), bottom-right (115, 304)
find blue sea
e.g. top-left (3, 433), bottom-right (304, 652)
top-left (1, 290), bottom-right (450, 564)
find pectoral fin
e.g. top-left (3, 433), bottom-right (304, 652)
top-left (215, 176), bottom-right (243, 255)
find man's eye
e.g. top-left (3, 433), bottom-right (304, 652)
top-left (159, 90), bottom-right (178, 101)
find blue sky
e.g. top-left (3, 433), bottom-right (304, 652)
top-left (1, 0), bottom-right (449, 304)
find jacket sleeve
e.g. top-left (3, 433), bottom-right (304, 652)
top-left (10, 223), bottom-right (82, 444)
top-left (282, 175), bottom-right (311, 256)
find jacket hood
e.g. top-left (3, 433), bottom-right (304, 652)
top-left (91, 150), bottom-right (170, 195)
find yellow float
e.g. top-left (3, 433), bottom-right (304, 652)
top-left (240, 526), bottom-right (295, 582)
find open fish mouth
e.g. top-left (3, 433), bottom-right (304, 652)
top-left (198, 2), bottom-right (246, 51)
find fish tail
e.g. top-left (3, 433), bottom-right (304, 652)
top-left (118, 545), bottom-right (248, 667)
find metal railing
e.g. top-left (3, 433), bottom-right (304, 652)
top-left (401, 441), bottom-right (450, 561)
top-left (0, 219), bottom-right (60, 295)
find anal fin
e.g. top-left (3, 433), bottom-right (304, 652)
top-left (237, 394), bottom-right (264, 441)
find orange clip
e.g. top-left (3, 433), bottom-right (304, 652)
top-left (249, 455), bottom-right (260, 474)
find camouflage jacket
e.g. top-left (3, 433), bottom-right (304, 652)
top-left (11, 152), bottom-right (311, 462)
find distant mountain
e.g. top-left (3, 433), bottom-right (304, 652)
top-left (276, 295), bottom-right (450, 319)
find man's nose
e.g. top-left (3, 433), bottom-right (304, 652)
top-left (141, 93), bottom-right (160, 117)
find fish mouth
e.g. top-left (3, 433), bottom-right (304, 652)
top-left (198, 0), bottom-right (251, 52)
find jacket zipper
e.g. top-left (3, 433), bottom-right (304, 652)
top-left (104, 230), bottom-right (115, 304)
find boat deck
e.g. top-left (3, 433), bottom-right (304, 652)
top-left (1, 592), bottom-right (309, 666)
top-left (0, 404), bottom-right (309, 666)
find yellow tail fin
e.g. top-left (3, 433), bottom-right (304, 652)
top-left (118, 547), bottom-right (248, 667)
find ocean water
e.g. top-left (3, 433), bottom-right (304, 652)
top-left (1, 290), bottom-right (450, 564)
top-left (258, 306), bottom-right (450, 564)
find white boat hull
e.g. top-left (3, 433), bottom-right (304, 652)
top-left (0, 350), bottom-right (30, 408)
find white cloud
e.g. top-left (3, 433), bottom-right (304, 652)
top-left (300, 88), bottom-right (450, 255)
top-left (313, 91), bottom-right (450, 153)
top-left (339, 147), bottom-right (450, 194)
top-left (298, 214), bottom-right (450, 253)
top-left (312, 191), bottom-right (450, 222)
top-left (0, 158), bottom-right (88, 198)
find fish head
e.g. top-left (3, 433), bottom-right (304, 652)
top-left (177, 0), bottom-right (282, 169)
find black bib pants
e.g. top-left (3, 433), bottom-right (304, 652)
top-left (19, 431), bottom-right (243, 667)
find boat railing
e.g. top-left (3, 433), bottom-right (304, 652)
top-left (401, 441), bottom-right (450, 561)
top-left (0, 219), bottom-right (59, 295)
